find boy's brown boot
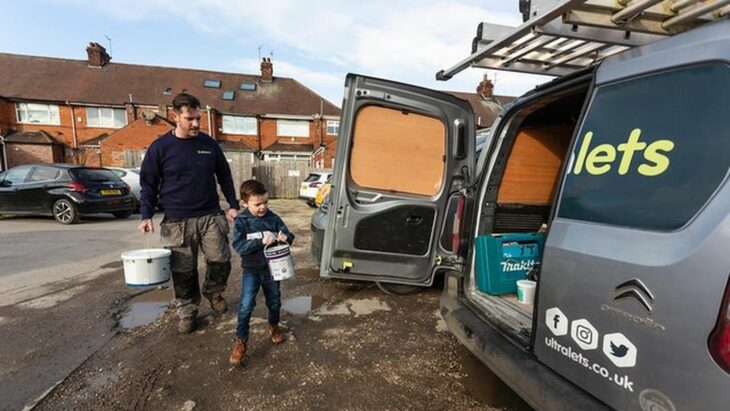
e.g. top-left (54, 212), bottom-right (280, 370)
top-left (208, 295), bottom-right (228, 314)
top-left (268, 324), bottom-right (286, 344)
top-left (229, 338), bottom-right (246, 366)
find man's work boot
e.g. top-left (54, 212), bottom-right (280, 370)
top-left (209, 295), bottom-right (227, 314)
top-left (229, 338), bottom-right (246, 366)
top-left (178, 316), bottom-right (196, 334)
top-left (268, 324), bottom-right (286, 344)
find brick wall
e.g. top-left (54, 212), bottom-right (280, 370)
top-left (6, 144), bottom-right (61, 168)
top-left (99, 116), bottom-right (174, 166)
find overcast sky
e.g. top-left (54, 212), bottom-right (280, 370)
top-left (2, 0), bottom-right (551, 106)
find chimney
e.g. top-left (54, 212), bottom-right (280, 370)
top-left (86, 42), bottom-right (111, 68)
top-left (260, 57), bottom-right (273, 82)
top-left (476, 74), bottom-right (494, 100)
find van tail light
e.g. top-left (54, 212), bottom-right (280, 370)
top-left (709, 275), bottom-right (730, 374)
top-left (67, 182), bottom-right (88, 193)
top-left (309, 182), bottom-right (322, 188)
top-left (451, 195), bottom-right (465, 254)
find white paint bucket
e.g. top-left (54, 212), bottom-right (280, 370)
top-left (516, 279), bottom-right (536, 304)
top-left (264, 242), bottom-right (295, 281)
top-left (121, 249), bottom-right (171, 287)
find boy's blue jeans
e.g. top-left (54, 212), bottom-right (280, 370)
top-left (236, 270), bottom-right (281, 340)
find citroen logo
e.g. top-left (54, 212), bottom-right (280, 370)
top-left (614, 278), bottom-right (654, 313)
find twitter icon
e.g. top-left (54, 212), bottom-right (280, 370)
top-left (603, 333), bottom-right (637, 367)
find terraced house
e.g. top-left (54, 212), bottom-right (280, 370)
top-left (0, 43), bottom-right (341, 171)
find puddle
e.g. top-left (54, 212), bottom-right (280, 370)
top-left (458, 349), bottom-right (533, 410)
top-left (313, 298), bottom-right (391, 317)
top-left (119, 289), bottom-right (169, 329)
top-left (281, 295), bottom-right (325, 316)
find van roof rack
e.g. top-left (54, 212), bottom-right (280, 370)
top-left (436, 0), bottom-right (730, 80)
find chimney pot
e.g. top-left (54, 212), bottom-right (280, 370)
top-left (86, 42), bottom-right (111, 68)
top-left (476, 74), bottom-right (494, 100)
top-left (260, 58), bottom-right (273, 82)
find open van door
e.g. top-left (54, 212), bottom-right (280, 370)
top-left (320, 74), bottom-right (475, 286)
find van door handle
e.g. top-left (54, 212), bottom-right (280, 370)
top-left (405, 215), bottom-right (423, 225)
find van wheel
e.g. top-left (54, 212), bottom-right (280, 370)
top-left (53, 199), bottom-right (80, 225)
top-left (376, 282), bottom-right (423, 296)
top-left (113, 210), bottom-right (133, 219)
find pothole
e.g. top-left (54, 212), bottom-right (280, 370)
top-left (119, 289), bottom-right (170, 329)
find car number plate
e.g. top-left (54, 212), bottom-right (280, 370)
top-left (100, 189), bottom-right (122, 196)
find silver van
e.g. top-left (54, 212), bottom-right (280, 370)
top-left (319, 2), bottom-right (730, 409)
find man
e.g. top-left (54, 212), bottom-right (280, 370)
top-left (138, 92), bottom-right (239, 334)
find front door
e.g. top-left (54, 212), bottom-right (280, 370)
top-left (320, 74), bottom-right (475, 285)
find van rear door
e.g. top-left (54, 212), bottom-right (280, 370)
top-left (534, 22), bottom-right (730, 410)
top-left (320, 74), bottom-right (475, 285)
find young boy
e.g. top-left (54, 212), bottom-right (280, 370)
top-left (229, 179), bottom-right (295, 366)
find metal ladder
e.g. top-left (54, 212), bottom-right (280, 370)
top-left (437, 0), bottom-right (730, 79)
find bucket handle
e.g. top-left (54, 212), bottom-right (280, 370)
top-left (264, 232), bottom-right (289, 252)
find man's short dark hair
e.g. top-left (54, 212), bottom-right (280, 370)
top-left (240, 179), bottom-right (267, 202)
top-left (172, 93), bottom-right (200, 112)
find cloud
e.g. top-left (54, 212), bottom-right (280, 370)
top-left (45, 0), bottom-right (550, 98)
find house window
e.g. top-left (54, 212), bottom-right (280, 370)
top-left (204, 79), bottom-right (221, 88)
top-left (222, 115), bottom-right (257, 135)
top-left (326, 120), bottom-right (340, 135)
top-left (222, 91), bottom-right (235, 100)
top-left (15, 103), bottom-right (60, 125)
top-left (86, 107), bottom-right (127, 128)
top-left (277, 120), bottom-right (309, 138)
top-left (240, 82), bottom-right (256, 91)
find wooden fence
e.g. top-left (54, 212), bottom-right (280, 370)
top-left (252, 160), bottom-right (312, 199)
top-left (125, 149), bottom-right (308, 199)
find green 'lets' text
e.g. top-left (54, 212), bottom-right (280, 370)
top-left (572, 128), bottom-right (674, 177)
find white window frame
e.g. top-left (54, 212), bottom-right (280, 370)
top-left (15, 102), bottom-right (61, 125)
top-left (222, 115), bottom-right (257, 135)
top-left (277, 119), bottom-right (309, 138)
top-left (326, 120), bottom-right (340, 135)
top-left (86, 107), bottom-right (127, 128)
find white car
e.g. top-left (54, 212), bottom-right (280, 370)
top-left (107, 167), bottom-right (141, 203)
top-left (299, 171), bottom-right (331, 206)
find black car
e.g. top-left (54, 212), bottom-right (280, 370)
top-left (0, 164), bottom-right (136, 224)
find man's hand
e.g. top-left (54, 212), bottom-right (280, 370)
top-left (138, 219), bottom-right (154, 234)
top-left (226, 208), bottom-right (238, 222)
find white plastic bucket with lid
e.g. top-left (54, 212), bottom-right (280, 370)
top-left (264, 241), bottom-right (295, 281)
top-left (516, 279), bottom-right (536, 304)
top-left (121, 249), bottom-right (171, 287)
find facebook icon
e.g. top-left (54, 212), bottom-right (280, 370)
top-left (546, 307), bottom-right (568, 336)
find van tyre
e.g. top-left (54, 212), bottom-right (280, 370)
top-left (376, 282), bottom-right (423, 296)
top-left (53, 198), bottom-right (80, 225)
top-left (113, 210), bottom-right (133, 219)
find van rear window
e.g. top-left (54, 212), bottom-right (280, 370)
top-left (558, 64), bottom-right (730, 230)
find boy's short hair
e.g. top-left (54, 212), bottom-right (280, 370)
top-left (172, 93), bottom-right (200, 112)
top-left (240, 179), bottom-right (267, 202)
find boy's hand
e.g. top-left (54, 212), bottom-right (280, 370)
top-left (262, 233), bottom-right (275, 246)
top-left (277, 231), bottom-right (288, 242)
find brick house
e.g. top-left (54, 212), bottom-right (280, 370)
top-left (0, 43), bottom-right (340, 171)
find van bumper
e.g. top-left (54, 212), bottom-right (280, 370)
top-left (440, 273), bottom-right (608, 411)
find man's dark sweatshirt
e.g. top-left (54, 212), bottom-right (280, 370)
top-left (139, 131), bottom-right (238, 220)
